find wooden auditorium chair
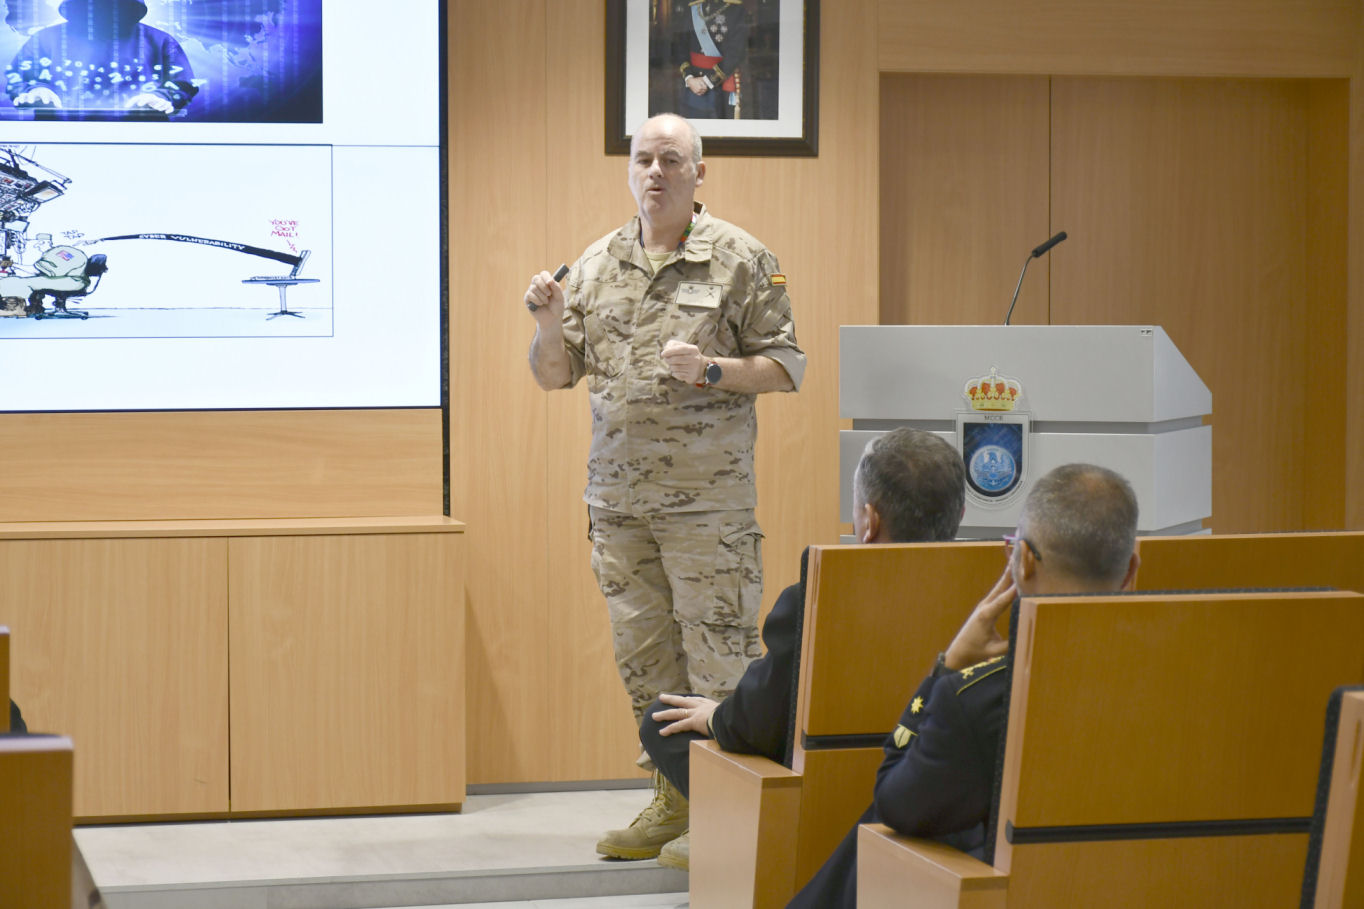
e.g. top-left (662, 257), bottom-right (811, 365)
top-left (2, 625), bottom-right (8, 732)
top-left (857, 589), bottom-right (1364, 908)
top-left (689, 541), bottom-right (1006, 909)
top-left (689, 530), bottom-right (1364, 907)
top-left (1, 624), bottom-right (78, 908)
top-left (1301, 686), bottom-right (1364, 908)
top-left (1135, 530), bottom-right (1364, 594)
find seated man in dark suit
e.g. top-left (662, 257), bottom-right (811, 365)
top-left (788, 462), bottom-right (1141, 908)
top-left (626, 427), bottom-right (967, 870)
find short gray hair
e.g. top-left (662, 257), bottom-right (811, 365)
top-left (1018, 463), bottom-right (1138, 585)
top-left (854, 428), bottom-right (965, 542)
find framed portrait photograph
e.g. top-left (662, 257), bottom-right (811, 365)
top-left (606, 0), bottom-right (819, 157)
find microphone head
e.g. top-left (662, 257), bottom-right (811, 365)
top-left (1031, 230), bottom-right (1067, 258)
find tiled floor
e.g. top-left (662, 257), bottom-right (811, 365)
top-left (76, 789), bottom-right (689, 909)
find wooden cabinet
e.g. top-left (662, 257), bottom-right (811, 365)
top-left (0, 518), bottom-right (464, 821)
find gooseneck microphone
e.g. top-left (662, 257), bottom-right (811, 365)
top-left (1003, 231), bottom-right (1067, 325)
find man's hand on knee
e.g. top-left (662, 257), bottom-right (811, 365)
top-left (654, 693), bottom-right (720, 736)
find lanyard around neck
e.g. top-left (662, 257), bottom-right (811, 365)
top-left (641, 210), bottom-right (698, 251)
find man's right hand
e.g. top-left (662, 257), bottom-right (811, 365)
top-left (524, 269), bottom-right (565, 320)
top-left (129, 93), bottom-right (174, 114)
top-left (653, 693), bottom-right (719, 737)
top-left (13, 87), bottom-right (60, 108)
top-left (943, 566), bottom-right (1016, 671)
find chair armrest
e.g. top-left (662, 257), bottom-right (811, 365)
top-left (857, 823), bottom-right (1008, 909)
top-left (690, 739), bottom-right (802, 909)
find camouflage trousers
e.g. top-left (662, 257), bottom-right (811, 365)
top-left (589, 505), bottom-right (765, 724)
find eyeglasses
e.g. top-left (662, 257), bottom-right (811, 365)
top-left (1002, 532), bottom-right (1042, 562)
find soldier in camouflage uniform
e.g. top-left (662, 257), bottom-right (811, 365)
top-left (523, 113), bottom-right (804, 860)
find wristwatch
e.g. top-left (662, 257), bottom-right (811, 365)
top-left (695, 359), bottom-right (722, 388)
top-left (930, 652), bottom-right (949, 679)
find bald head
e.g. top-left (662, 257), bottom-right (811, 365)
top-left (632, 113), bottom-right (703, 166)
top-left (627, 113), bottom-right (706, 237)
top-left (1016, 463), bottom-right (1139, 589)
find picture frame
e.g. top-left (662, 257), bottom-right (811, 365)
top-left (605, 0), bottom-right (819, 157)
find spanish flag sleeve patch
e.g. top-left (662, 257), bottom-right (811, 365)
top-left (769, 273), bottom-right (787, 286)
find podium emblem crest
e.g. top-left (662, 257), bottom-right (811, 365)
top-left (958, 367), bottom-right (1030, 507)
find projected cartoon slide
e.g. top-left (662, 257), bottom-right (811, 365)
top-left (0, 0), bottom-right (438, 412)
top-left (0, 142), bottom-right (331, 337)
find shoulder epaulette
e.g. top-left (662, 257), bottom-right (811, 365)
top-left (955, 655), bottom-right (1007, 694)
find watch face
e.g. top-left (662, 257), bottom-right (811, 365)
top-left (705, 361), bottom-right (723, 385)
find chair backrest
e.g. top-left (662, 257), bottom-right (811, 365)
top-left (1302, 686), bottom-right (1364, 909)
top-left (993, 589), bottom-right (1364, 908)
top-left (0, 734), bottom-right (73, 907)
top-left (1136, 531), bottom-right (1364, 593)
top-left (795, 542), bottom-right (1005, 755)
top-left (1, 626), bottom-right (8, 733)
top-left (85, 253), bottom-right (107, 278)
top-left (786, 542), bottom-right (1005, 882)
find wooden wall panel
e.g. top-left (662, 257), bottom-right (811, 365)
top-left (229, 533), bottom-right (464, 813)
top-left (879, 75), bottom-right (1051, 326)
top-left (1350, 17), bottom-right (1364, 530)
top-left (0, 409), bottom-right (443, 522)
top-left (1306, 80), bottom-right (1350, 530)
top-left (447, 0), bottom-right (558, 784)
top-left (1049, 78), bottom-right (1320, 532)
top-left (449, 0), bottom-right (882, 784)
top-left (0, 538), bottom-right (228, 818)
top-left (878, 0), bottom-right (1360, 78)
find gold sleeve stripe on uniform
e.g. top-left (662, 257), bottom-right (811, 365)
top-left (956, 663), bottom-right (1007, 695)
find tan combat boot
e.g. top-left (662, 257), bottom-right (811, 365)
top-left (657, 828), bottom-right (689, 871)
top-left (596, 771), bottom-right (688, 860)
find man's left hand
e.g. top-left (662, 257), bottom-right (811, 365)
top-left (662, 339), bottom-right (705, 384)
top-left (684, 75), bottom-right (710, 96)
top-left (653, 692), bottom-right (719, 736)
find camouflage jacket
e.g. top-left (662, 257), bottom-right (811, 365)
top-left (560, 203), bottom-right (805, 513)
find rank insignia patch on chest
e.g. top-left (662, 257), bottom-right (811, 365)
top-left (676, 281), bottom-right (723, 309)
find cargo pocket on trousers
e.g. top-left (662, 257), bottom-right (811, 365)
top-left (711, 521), bottom-right (764, 628)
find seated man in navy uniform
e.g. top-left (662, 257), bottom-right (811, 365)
top-left (788, 462), bottom-right (1141, 908)
top-left (629, 427), bottom-right (967, 870)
